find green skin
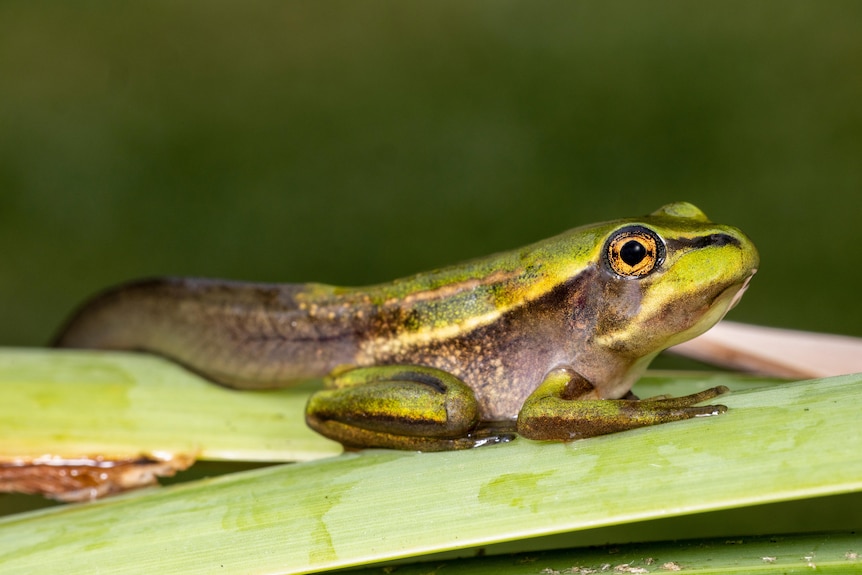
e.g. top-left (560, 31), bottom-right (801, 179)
top-left (54, 202), bottom-right (759, 451)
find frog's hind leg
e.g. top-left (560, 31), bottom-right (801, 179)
top-left (306, 365), bottom-right (514, 451)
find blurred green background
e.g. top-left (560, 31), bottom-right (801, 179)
top-left (1, 1), bottom-right (860, 346)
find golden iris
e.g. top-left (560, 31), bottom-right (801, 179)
top-left (605, 227), bottom-right (663, 277)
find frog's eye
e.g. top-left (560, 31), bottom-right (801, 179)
top-left (604, 226), bottom-right (665, 278)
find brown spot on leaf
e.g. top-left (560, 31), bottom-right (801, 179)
top-left (0, 454), bottom-right (195, 502)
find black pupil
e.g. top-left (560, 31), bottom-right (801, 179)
top-left (620, 240), bottom-right (647, 266)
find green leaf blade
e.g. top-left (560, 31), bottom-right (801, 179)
top-left (1, 362), bottom-right (860, 574)
top-left (0, 348), bottom-right (340, 462)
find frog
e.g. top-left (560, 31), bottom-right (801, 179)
top-left (54, 202), bottom-right (758, 451)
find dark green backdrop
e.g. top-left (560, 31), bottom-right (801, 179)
top-left (1, 1), bottom-right (860, 346)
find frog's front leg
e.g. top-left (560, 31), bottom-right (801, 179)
top-left (517, 367), bottom-right (729, 441)
top-left (306, 365), bottom-right (513, 451)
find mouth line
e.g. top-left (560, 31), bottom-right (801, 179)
top-left (728, 270), bottom-right (756, 310)
top-left (708, 269), bottom-right (756, 312)
top-left (660, 271), bottom-right (756, 350)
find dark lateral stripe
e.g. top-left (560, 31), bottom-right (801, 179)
top-left (667, 233), bottom-right (740, 251)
